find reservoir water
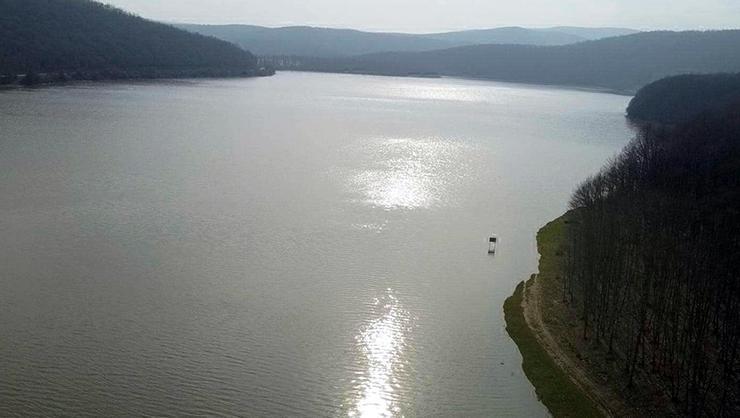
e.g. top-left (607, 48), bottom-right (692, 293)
top-left (0, 72), bottom-right (632, 417)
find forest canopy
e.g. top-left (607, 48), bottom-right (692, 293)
top-left (176, 24), bottom-right (638, 57)
top-left (562, 81), bottom-right (740, 416)
top-left (0, 0), bottom-right (260, 78)
top-left (288, 30), bottom-right (740, 92)
top-left (627, 73), bottom-right (740, 125)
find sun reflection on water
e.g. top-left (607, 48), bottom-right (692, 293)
top-left (349, 289), bottom-right (412, 418)
top-left (346, 137), bottom-right (467, 210)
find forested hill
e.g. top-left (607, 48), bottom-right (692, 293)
top-left (176, 24), bottom-right (637, 57)
top-left (627, 73), bottom-right (740, 124)
top-left (563, 92), bottom-right (740, 417)
top-left (176, 25), bottom-right (462, 57)
top-left (296, 30), bottom-right (740, 92)
top-left (0, 0), bottom-right (266, 81)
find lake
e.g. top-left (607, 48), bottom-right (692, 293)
top-left (0, 72), bottom-right (631, 417)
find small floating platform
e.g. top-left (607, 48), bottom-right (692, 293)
top-left (488, 235), bottom-right (498, 254)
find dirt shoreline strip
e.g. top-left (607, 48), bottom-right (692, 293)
top-left (505, 215), bottom-right (636, 418)
top-left (522, 275), bottom-right (627, 417)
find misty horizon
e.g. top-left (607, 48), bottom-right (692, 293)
top-left (159, 22), bottom-right (740, 35)
top-left (104, 0), bottom-right (740, 33)
top-left (167, 22), bottom-right (648, 35)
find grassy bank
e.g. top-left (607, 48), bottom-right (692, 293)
top-left (504, 215), bottom-right (603, 418)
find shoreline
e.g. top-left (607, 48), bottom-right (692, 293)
top-left (279, 69), bottom-right (635, 96)
top-left (0, 67), bottom-right (275, 90)
top-left (504, 214), bottom-right (633, 417)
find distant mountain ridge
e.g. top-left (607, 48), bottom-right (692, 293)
top-left (293, 30), bottom-right (740, 92)
top-left (0, 0), bottom-right (266, 82)
top-left (175, 24), bottom-right (638, 57)
top-left (545, 26), bottom-right (643, 40)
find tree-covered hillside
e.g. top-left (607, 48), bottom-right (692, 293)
top-left (295, 30), bottom-right (740, 92)
top-left (176, 24), bottom-right (637, 58)
top-left (627, 73), bottom-right (740, 124)
top-left (0, 0), bottom-right (265, 80)
top-left (176, 24), bottom-right (461, 57)
top-left (544, 26), bottom-right (639, 40)
top-left (423, 26), bottom-right (636, 46)
top-left (563, 85), bottom-right (740, 417)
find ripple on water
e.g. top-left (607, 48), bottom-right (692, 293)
top-left (341, 137), bottom-right (473, 210)
top-left (347, 289), bottom-right (415, 418)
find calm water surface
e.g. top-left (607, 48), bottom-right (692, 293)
top-left (0, 72), bottom-right (631, 417)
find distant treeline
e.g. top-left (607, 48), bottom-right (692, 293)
top-left (0, 0), bottom-right (270, 84)
top-left (628, 73), bottom-right (740, 125)
top-left (290, 31), bottom-right (740, 92)
top-left (0, 67), bottom-right (274, 87)
top-left (562, 79), bottom-right (740, 415)
top-left (177, 24), bottom-right (638, 58)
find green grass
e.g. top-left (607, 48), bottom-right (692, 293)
top-left (503, 214), bottom-right (603, 418)
top-left (536, 215), bottom-right (569, 284)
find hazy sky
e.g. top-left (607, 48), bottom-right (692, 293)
top-left (105, 0), bottom-right (740, 32)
